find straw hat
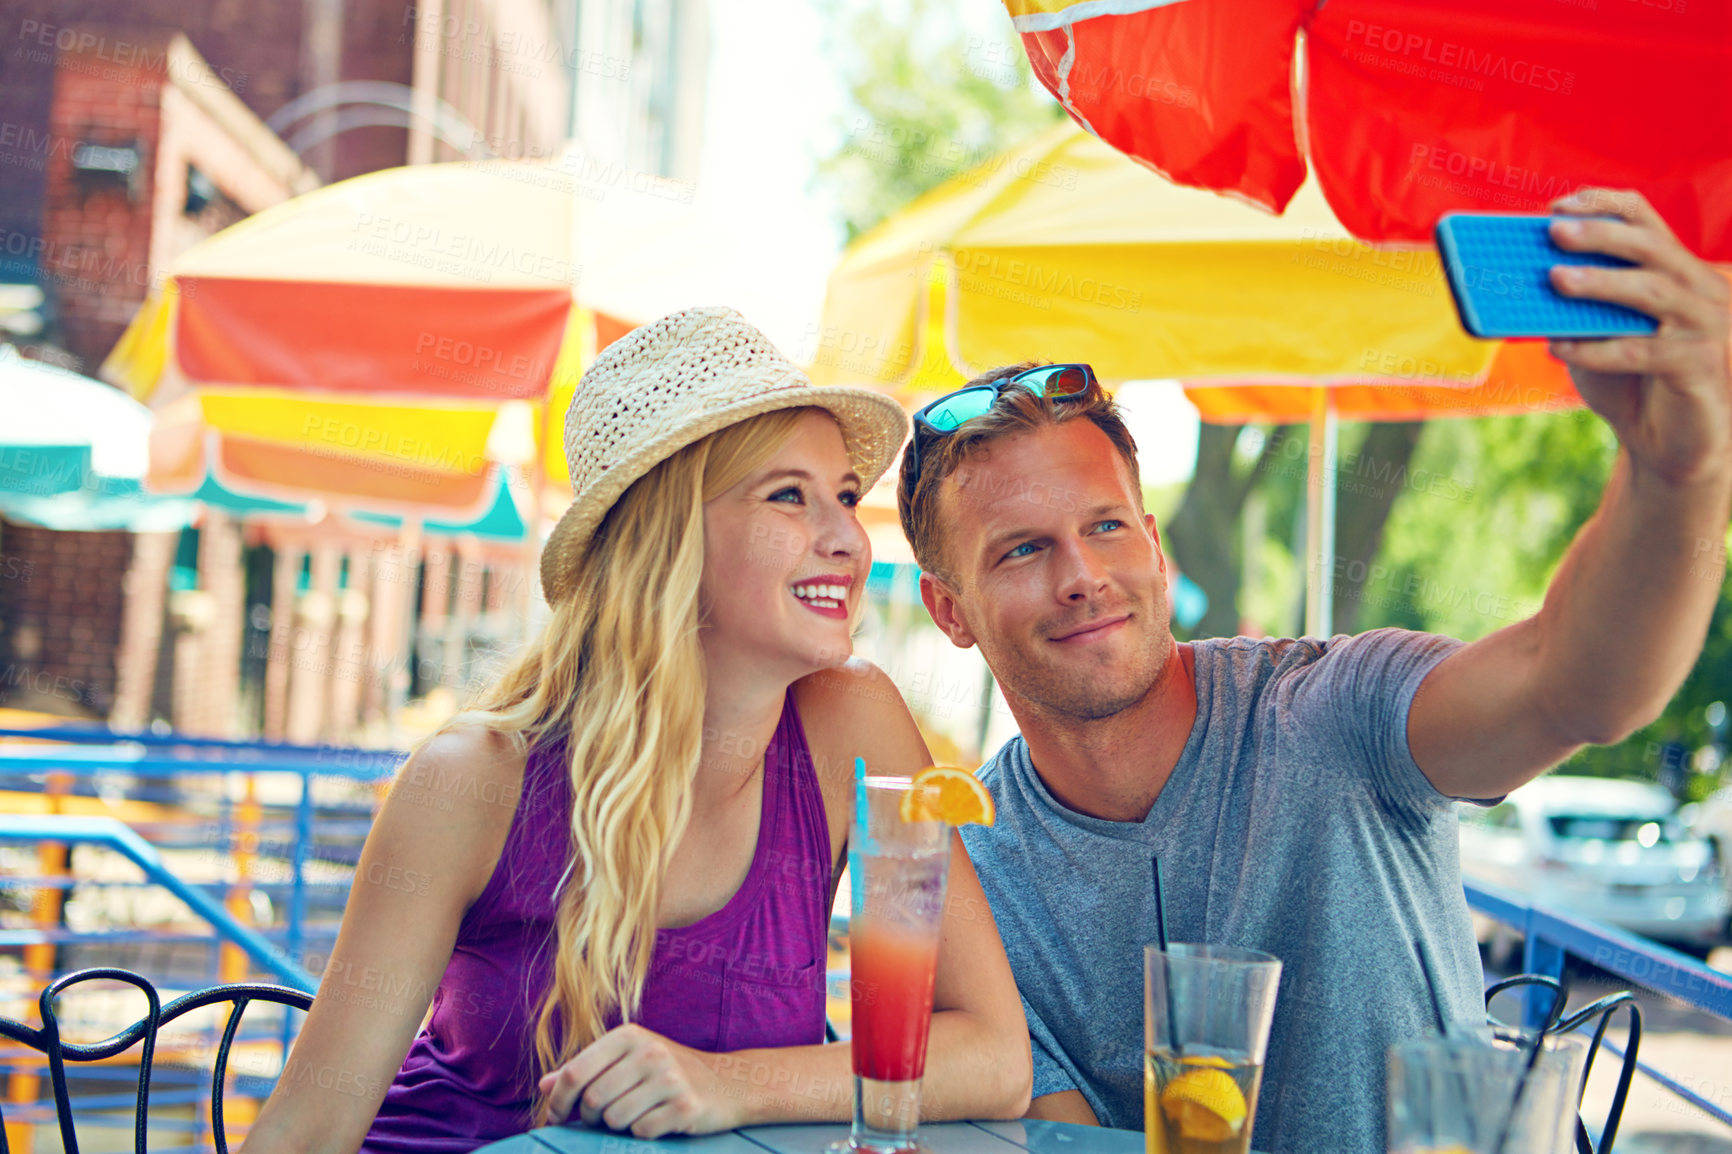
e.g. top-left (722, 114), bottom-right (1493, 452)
top-left (540, 306), bottom-right (909, 604)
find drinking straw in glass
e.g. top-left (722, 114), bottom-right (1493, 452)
top-left (1152, 858), bottom-right (1177, 1056)
top-left (1388, 1033), bottom-right (1585, 1154)
top-left (1144, 944), bottom-right (1281, 1154)
top-left (833, 771), bottom-right (952, 1154)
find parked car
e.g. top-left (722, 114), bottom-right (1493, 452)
top-left (1686, 783), bottom-right (1732, 911)
top-left (1458, 775), bottom-right (1728, 960)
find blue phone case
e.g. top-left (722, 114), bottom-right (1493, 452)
top-left (1434, 213), bottom-right (1658, 340)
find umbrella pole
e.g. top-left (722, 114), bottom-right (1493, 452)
top-left (392, 515), bottom-right (422, 737)
top-left (522, 400), bottom-right (553, 646)
top-left (1303, 390), bottom-right (1338, 638)
top-left (519, 491), bottom-right (541, 645)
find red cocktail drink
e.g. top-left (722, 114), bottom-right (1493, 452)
top-left (835, 775), bottom-right (952, 1154)
top-left (849, 923), bottom-right (941, 1081)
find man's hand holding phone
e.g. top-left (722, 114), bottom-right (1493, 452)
top-left (1546, 188), bottom-right (1731, 489)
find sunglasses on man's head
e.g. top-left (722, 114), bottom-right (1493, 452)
top-left (903, 363), bottom-right (1098, 497)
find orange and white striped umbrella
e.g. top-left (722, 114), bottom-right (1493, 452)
top-left (102, 157), bottom-right (647, 515)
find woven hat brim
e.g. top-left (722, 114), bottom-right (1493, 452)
top-left (540, 387), bottom-right (908, 604)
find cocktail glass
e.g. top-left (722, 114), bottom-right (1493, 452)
top-left (1388, 1032), bottom-right (1586, 1154)
top-left (833, 775), bottom-right (952, 1154)
top-left (1144, 944), bottom-right (1282, 1154)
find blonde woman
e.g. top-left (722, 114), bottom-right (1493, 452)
top-left (241, 308), bottom-right (1032, 1154)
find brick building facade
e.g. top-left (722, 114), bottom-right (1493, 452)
top-left (0, 0), bottom-right (577, 368)
top-left (34, 33), bottom-right (309, 369)
top-left (0, 29), bottom-right (315, 725)
top-left (0, 523), bottom-right (131, 715)
top-left (0, 0), bottom-right (701, 736)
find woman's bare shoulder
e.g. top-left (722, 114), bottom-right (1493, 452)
top-left (368, 723), bottom-right (543, 910)
top-left (794, 659), bottom-right (929, 775)
top-left (795, 657), bottom-right (906, 722)
top-left (379, 726), bottom-right (532, 881)
top-left (391, 724), bottom-right (529, 811)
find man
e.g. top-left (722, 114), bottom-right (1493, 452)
top-left (896, 191), bottom-right (1730, 1153)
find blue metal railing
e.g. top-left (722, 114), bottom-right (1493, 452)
top-left (0, 724), bottom-right (403, 768)
top-left (1465, 877), bottom-right (1732, 1132)
top-left (0, 733), bottom-right (404, 1147)
top-left (0, 815), bottom-right (312, 991)
top-left (0, 737), bottom-right (404, 981)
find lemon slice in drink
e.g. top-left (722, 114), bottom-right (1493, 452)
top-left (1159, 1067), bottom-right (1247, 1142)
top-left (900, 766), bottom-right (995, 826)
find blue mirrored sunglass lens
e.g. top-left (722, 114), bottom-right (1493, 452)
top-left (924, 388), bottom-right (998, 431)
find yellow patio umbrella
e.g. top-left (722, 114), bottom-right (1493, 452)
top-left (814, 122), bottom-right (1581, 633)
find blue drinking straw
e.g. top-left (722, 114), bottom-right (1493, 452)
top-left (851, 757), bottom-right (867, 917)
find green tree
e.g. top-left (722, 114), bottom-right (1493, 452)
top-left (1361, 406), bottom-right (1731, 792)
top-left (1165, 423), bottom-right (1285, 638)
top-left (1169, 418), bottom-right (1430, 639)
top-left (817, 0), bottom-right (1062, 243)
top-left (1356, 409), bottom-right (1614, 640)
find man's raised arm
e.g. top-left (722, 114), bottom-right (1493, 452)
top-left (1408, 188), bottom-right (1732, 801)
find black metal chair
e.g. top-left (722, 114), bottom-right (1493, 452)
top-left (0, 967), bottom-right (312, 1154)
top-left (1485, 973), bottom-right (1642, 1154)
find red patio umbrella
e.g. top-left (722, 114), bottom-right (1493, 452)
top-left (1005, 0), bottom-right (1732, 261)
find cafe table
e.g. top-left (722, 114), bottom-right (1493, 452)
top-left (475, 1119), bottom-right (1167, 1154)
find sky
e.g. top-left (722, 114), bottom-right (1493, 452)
top-left (691, 0), bottom-right (1201, 486)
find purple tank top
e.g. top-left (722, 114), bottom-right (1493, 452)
top-left (361, 688), bottom-right (832, 1152)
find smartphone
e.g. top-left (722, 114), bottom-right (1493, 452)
top-left (1434, 212), bottom-right (1658, 340)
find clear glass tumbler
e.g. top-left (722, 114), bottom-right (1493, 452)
top-left (1387, 1032), bottom-right (1586, 1154)
top-left (834, 776), bottom-right (952, 1154)
top-left (1144, 943), bottom-right (1283, 1154)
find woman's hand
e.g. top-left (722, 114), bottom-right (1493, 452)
top-left (538, 1023), bottom-right (745, 1137)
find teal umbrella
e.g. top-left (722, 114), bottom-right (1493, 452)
top-left (348, 470), bottom-right (527, 544)
top-left (0, 345), bottom-right (189, 529)
top-left (0, 444), bottom-right (89, 498)
top-left (0, 477), bottom-right (197, 532)
top-left (189, 472), bottom-right (313, 518)
top-left (0, 344), bottom-right (152, 492)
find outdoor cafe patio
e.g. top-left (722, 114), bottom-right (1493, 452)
top-left (4, 0), bottom-right (1732, 1151)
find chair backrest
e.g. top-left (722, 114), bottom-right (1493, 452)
top-left (1484, 973), bottom-right (1642, 1154)
top-left (0, 967), bottom-right (313, 1154)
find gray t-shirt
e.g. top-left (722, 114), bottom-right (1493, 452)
top-left (959, 628), bottom-right (1485, 1154)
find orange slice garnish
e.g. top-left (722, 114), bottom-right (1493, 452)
top-left (900, 766), bottom-right (995, 827)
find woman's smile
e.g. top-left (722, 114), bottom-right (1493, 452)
top-left (790, 573), bottom-right (854, 618)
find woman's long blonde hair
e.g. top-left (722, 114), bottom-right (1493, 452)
top-left (443, 407), bottom-right (818, 1120)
